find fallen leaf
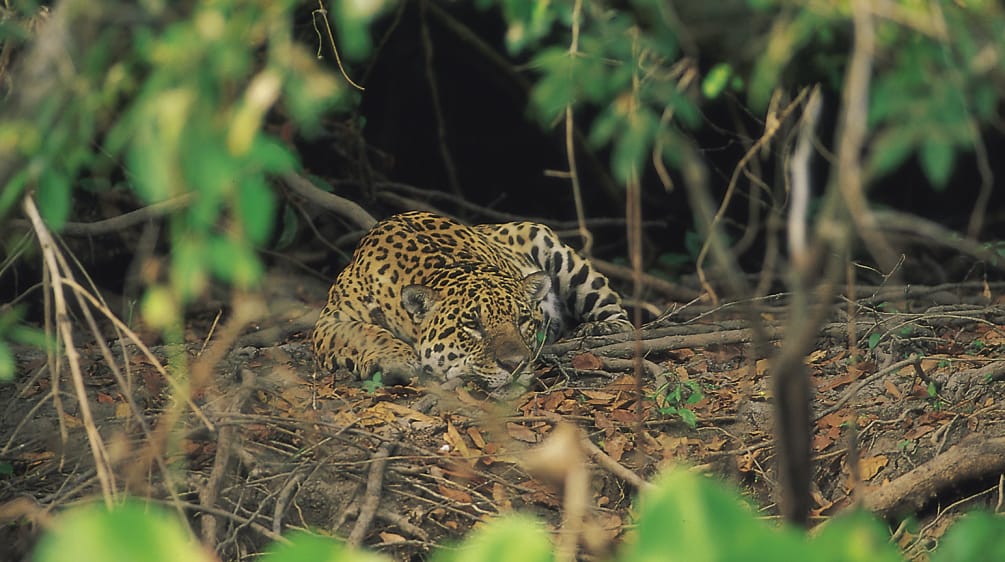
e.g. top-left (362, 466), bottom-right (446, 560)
top-left (580, 390), bottom-right (616, 404)
top-left (437, 484), bottom-right (472, 504)
top-left (506, 422), bottom-right (539, 443)
top-left (805, 349), bottom-right (828, 364)
top-left (755, 358), bottom-right (769, 377)
top-left (379, 532), bottom-right (406, 544)
top-left (444, 422), bottom-right (473, 461)
top-left (467, 427), bottom-right (486, 449)
top-left (818, 365), bottom-right (865, 392)
top-left (904, 424), bottom-right (936, 440)
top-left (603, 433), bottom-right (629, 462)
top-left (858, 455), bottom-right (888, 481)
top-left (571, 352), bottom-right (603, 370)
top-left (114, 402), bottom-right (131, 419)
top-left (594, 411), bottom-right (615, 436)
top-left (884, 380), bottom-right (903, 399)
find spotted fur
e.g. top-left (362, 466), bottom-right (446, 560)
top-left (312, 211), bottom-right (631, 388)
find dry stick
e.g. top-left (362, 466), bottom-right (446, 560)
top-left (419, 0), bottom-right (464, 201)
top-left (313, 0), bottom-right (364, 91)
top-left (694, 87), bottom-right (811, 303)
top-left (863, 435), bottom-right (1005, 516)
top-left (545, 324), bottom-right (788, 358)
top-left (55, 276), bottom-right (192, 525)
top-left (23, 196), bottom-right (115, 507)
top-left (767, 87), bottom-right (824, 527)
top-left (579, 433), bottom-right (653, 492)
top-left (564, 0), bottom-right (592, 256)
top-left (282, 172), bottom-right (377, 230)
top-left (272, 472), bottom-right (306, 536)
top-left (344, 392), bottom-right (443, 546)
top-left (839, 0), bottom-right (899, 275)
top-left (147, 498), bottom-right (289, 545)
top-left (200, 369), bottom-right (257, 546)
top-left (7, 194), bottom-right (192, 235)
top-left (347, 438), bottom-right (396, 547)
top-left (60, 279), bottom-right (213, 431)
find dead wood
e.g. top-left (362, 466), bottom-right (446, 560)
top-left (863, 434), bottom-right (1005, 517)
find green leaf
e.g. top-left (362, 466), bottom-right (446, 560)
top-left (919, 139), bottom-right (955, 190)
top-left (250, 136), bottom-right (299, 174)
top-left (34, 500), bottom-right (212, 562)
top-left (431, 514), bottom-right (553, 562)
top-left (867, 129), bottom-right (916, 180)
top-left (611, 108), bottom-right (658, 183)
top-left (809, 510), bottom-right (902, 562)
top-left (37, 168), bottom-right (72, 231)
top-left (702, 63), bottom-right (733, 99)
top-left (629, 468), bottom-right (801, 561)
top-left (677, 407), bottom-right (698, 428)
top-left (0, 342), bottom-right (12, 382)
top-left (236, 177), bottom-right (276, 245)
top-left (262, 531), bottom-right (388, 562)
top-left (932, 512), bottom-right (1005, 562)
top-left (867, 333), bottom-right (882, 350)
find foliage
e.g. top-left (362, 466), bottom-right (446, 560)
top-left (34, 500), bottom-right (214, 562)
top-left (0, 1), bottom-right (392, 346)
top-left (31, 467), bottom-right (1005, 561)
top-left (653, 378), bottom-right (703, 428)
top-left (490, 0), bottom-right (1005, 195)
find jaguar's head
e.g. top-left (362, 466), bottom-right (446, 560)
top-left (401, 265), bottom-right (550, 388)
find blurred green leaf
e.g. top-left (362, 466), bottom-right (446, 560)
top-left (919, 139), bottom-right (955, 190)
top-left (262, 531), bottom-right (388, 562)
top-left (431, 514), bottom-right (553, 562)
top-left (628, 468), bottom-right (801, 561)
top-left (34, 500), bottom-right (212, 562)
top-left (809, 510), bottom-right (901, 562)
top-left (237, 177), bottom-right (276, 245)
top-left (867, 129), bottom-right (916, 180)
top-left (611, 108), bottom-right (658, 183)
top-left (37, 168), bottom-right (71, 230)
top-left (933, 512), bottom-right (1005, 562)
top-left (702, 63), bottom-right (733, 99)
top-left (0, 342), bottom-right (13, 382)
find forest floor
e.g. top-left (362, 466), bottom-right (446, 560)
top-left (3, 265), bottom-right (1005, 561)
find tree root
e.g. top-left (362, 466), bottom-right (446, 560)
top-left (863, 434), bottom-right (1005, 517)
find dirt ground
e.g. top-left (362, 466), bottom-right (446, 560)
top-left (3, 266), bottom-right (1005, 561)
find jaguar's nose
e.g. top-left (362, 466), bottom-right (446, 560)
top-left (495, 337), bottom-right (531, 373)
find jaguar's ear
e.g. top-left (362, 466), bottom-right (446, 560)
top-left (401, 284), bottom-right (439, 323)
top-left (521, 272), bottom-right (551, 303)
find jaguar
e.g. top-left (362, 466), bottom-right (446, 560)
top-left (312, 211), bottom-right (631, 389)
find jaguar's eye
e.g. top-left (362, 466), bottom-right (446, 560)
top-left (461, 316), bottom-right (483, 332)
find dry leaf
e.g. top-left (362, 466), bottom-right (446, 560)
top-left (437, 484), bottom-right (472, 504)
top-left (603, 433), bottom-right (628, 462)
top-left (444, 422), bottom-right (473, 460)
top-left (884, 380), bottom-right (903, 399)
top-left (571, 352), bottom-right (603, 370)
top-left (466, 427), bottom-right (486, 449)
top-left (818, 365), bottom-right (865, 392)
top-left (858, 455), bottom-right (888, 481)
top-left (580, 390), bottom-right (616, 404)
top-left (904, 424), bottom-right (936, 440)
top-left (805, 349), bottom-right (828, 364)
top-left (755, 358), bottom-right (769, 377)
top-left (454, 385), bottom-right (482, 406)
top-left (379, 532), bottom-right (406, 544)
top-left (812, 433), bottom-right (834, 452)
top-left (114, 402), bottom-right (131, 419)
top-left (506, 422), bottom-right (539, 443)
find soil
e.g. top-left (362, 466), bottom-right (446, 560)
top-left (3, 265), bottom-right (1005, 561)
